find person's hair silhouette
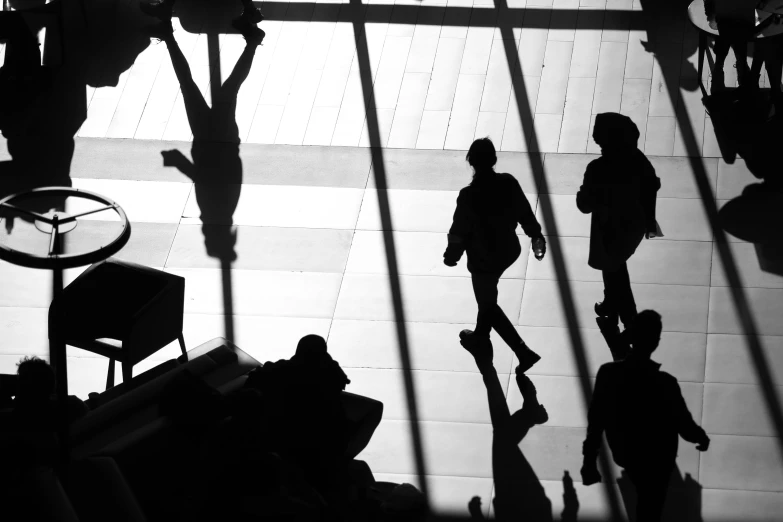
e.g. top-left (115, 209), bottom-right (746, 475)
top-left (444, 137), bottom-right (546, 375)
top-left (581, 310), bottom-right (710, 522)
top-left (15, 356), bottom-right (55, 403)
top-left (578, 114), bottom-right (661, 335)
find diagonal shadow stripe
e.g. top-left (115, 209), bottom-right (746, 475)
top-left (660, 62), bottom-right (783, 464)
top-left (492, 0), bottom-right (626, 519)
top-left (347, 0), bottom-right (431, 504)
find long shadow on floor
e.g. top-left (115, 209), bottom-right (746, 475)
top-left (0, 0), bottom-right (151, 226)
top-left (466, 352), bottom-right (557, 521)
top-left (150, 19), bottom-right (261, 342)
top-left (706, 91), bottom-right (783, 277)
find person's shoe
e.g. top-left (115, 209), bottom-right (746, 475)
top-left (514, 342), bottom-right (541, 374)
top-left (459, 329), bottom-right (493, 366)
top-left (515, 371), bottom-right (548, 425)
top-left (241, 5), bottom-right (265, 23)
top-left (232, 17), bottom-right (265, 43)
top-left (145, 20), bottom-right (174, 41)
top-left (140, 0), bottom-right (173, 21)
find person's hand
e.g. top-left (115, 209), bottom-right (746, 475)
top-left (580, 461), bottom-right (602, 486)
top-left (444, 257), bottom-right (458, 267)
top-left (696, 435), bottom-right (710, 452)
top-left (532, 236), bottom-right (546, 261)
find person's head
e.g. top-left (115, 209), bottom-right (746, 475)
top-left (16, 356), bottom-right (55, 402)
top-left (592, 113), bottom-right (640, 152)
top-left (294, 334), bottom-right (328, 360)
top-left (630, 310), bottom-right (663, 356)
top-left (466, 138), bottom-right (497, 174)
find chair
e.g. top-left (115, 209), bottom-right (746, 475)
top-left (49, 259), bottom-right (187, 390)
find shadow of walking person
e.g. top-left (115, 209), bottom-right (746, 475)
top-left (460, 336), bottom-right (555, 522)
top-left (152, 21), bottom-right (263, 264)
top-left (0, 1), bottom-right (152, 229)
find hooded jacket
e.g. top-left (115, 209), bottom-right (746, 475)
top-left (576, 148), bottom-right (661, 271)
top-left (582, 355), bottom-right (708, 470)
top-left (444, 172), bottom-right (543, 274)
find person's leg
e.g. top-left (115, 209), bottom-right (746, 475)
top-left (158, 29), bottom-right (210, 140)
top-left (614, 262), bottom-right (637, 329)
top-left (713, 37), bottom-right (730, 70)
top-left (764, 37), bottom-right (783, 114)
top-left (471, 272), bottom-right (501, 340)
top-left (600, 268), bottom-right (621, 321)
top-left (626, 465), bottom-right (672, 522)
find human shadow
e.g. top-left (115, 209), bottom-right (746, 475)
top-left (0, 0), bottom-right (151, 228)
top-left (152, 22), bottom-right (260, 341)
top-left (637, 0), bottom-right (700, 93)
top-left (595, 311), bottom-right (707, 522)
top-left (703, 93), bottom-right (783, 277)
top-left (461, 339), bottom-right (556, 522)
top-left (154, 24), bottom-right (261, 261)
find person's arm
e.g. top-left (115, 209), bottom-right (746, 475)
top-left (576, 166), bottom-right (597, 215)
top-left (640, 159), bottom-right (661, 235)
top-left (667, 376), bottom-right (710, 450)
top-left (511, 178), bottom-right (543, 240)
top-left (444, 191), bottom-right (471, 266)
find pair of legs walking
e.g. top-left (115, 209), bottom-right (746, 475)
top-left (599, 261), bottom-right (637, 330)
top-left (624, 464), bottom-right (673, 522)
top-left (468, 269), bottom-right (540, 373)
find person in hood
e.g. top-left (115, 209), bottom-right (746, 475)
top-left (580, 310), bottom-right (710, 522)
top-left (577, 113), bottom-right (661, 334)
top-left (444, 137), bottom-right (546, 374)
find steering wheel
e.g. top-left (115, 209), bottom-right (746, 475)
top-left (0, 187), bottom-right (131, 269)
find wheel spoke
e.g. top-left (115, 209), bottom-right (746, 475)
top-left (0, 203), bottom-right (53, 224)
top-left (58, 204), bottom-right (117, 224)
top-left (48, 224), bottom-right (59, 256)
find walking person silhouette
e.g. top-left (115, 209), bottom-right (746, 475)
top-left (580, 310), bottom-right (711, 522)
top-left (577, 113), bottom-right (661, 336)
top-left (444, 138), bottom-right (546, 373)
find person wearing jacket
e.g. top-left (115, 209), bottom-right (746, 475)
top-left (577, 113), bottom-right (661, 333)
top-left (580, 310), bottom-right (710, 522)
top-left (444, 138), bottom-right (546, 373)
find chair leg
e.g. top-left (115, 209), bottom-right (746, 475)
top-left (178, 334), bottom-right (187, 360)
top-left (121, 363), bottom-right (133, 385)
top-left (106, 359), bottom-right (115, 391)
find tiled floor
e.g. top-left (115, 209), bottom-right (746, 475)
top-left (2, 0), bottom-right (783, 519)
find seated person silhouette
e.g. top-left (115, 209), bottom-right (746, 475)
top-left (9, 356), bottom-right (88, 431)
top-left (460, 332), bottom-right (551, 521)
top-left (580, 310), bottom-right (710, 522)
top-left (244, 335), bottom-right (383, 503)
top-left (0, 357), bottom-right (88, 489)
top-left (577, 113), bottom-right (661, 336)
top-left (140, 0), bottom-right (264, 39)
top-left (444, 137), bottom-right (546, 375)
